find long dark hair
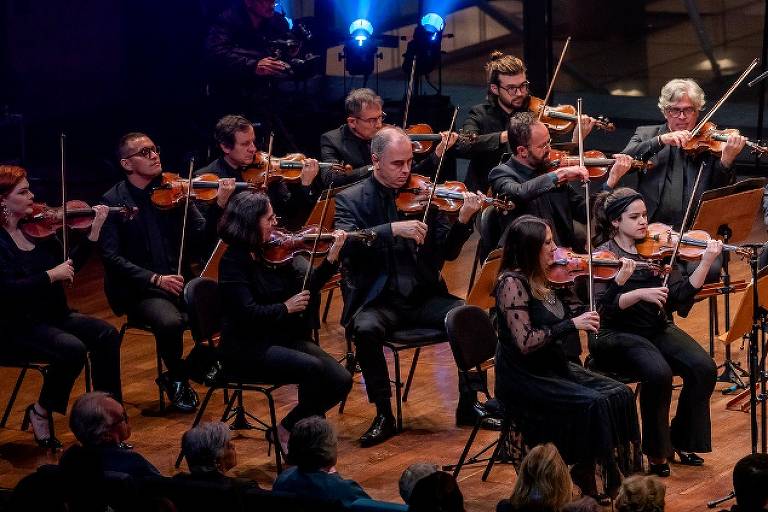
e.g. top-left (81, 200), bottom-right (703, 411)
top-left (217, 192), bottom-right (271, 249)
top-left (593, 187), bottom-right (645, 246)
top-left (500, 215), bottom-right (551, 299)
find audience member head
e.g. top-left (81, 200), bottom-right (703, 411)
top-left (732, 453), bottom-right (768, 511)
top-left (614, 475), bottom-right (665, 512)
top-left (218, 191), bottom-right (273, 248)
top-left (287, 416), bottom-right (338, 472)
top-left (500, 215), bottom-right (554, 300)
top-left (0, 165), bottom-right (30, 227)
top-left (214, 115), bottom-right (257, 167)
top-left (509, 443), bottom-right (572, 512)
top-left (399, 462), bottom-right (440, 503)
top-left (485, 51), bottom-right (528, 112)
top-left (345, 88), bottom-right (385, 140)
top-left (407, 471), bottom-right (464, 512)
top-left (182, 421), bottom-right (237, 475)
top-left (507, 112), bottom-right (550, 170)
top-left (371, 126), bottom-right (413, 189)
top-left (69, 392), bottom-right (130, 447)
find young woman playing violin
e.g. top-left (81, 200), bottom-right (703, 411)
top-left (0, 165), bottom-right (122, 449)
top-left (590, 187), bottom-right (721, 477)
top-left (494, 214), bottom-right (640, 502)
top-left (217, 192), bottom-right (352, 454)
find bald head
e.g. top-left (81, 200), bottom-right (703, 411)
top-left (371, 126), bottom-right (413, 189)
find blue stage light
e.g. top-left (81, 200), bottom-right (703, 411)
top-left (349, 19), bottom-right (374, 46)
top-left (420, 13), bottom-right (444, 40)
top-left (274, 2), bottom-right (293, 29)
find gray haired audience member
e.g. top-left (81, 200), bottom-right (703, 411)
top-left (273, 417), bottom-right (370, 508)
top-left (408, 471), bottom-right (465, 512)
top-left (182, 421), bottom-right (237, 475)
top-left (399, 463), bottom-right (439, 503)
top-left (725, 453), bottom-right (768, 512)
top-left (615, 475), bottom-right (666, 512)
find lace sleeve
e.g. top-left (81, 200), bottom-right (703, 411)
top-left (496, 274), bottom-right (573, 354)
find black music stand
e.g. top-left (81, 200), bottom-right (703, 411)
top-left (691, 178), bottom-right (764, 389)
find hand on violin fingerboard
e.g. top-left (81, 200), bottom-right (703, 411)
top-left (300, 159), bottom-right (320, 186)
top-left (720, 133), bottom-right (747, 168)
top-left (392, 220), bottom-right (428, 245)
top-left (87, 205), bottom-right (110, 241)
top-left (434, 132), bottom-right (459, 158)
top-left (216, 178), bottom-right (237, 208)
top-left (457, 191), bottom-right (484, 224)
top-left (605, 154), bottom-right (634, 189)
top-left (614, 258), bottom-right (636, 286)
top-left (326, 230), bottom-right (347, 263)
top-left (569, 115), bottom-right (597, 143)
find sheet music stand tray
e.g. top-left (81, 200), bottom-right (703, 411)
top-left (691, 178), bottom-right (764, 387)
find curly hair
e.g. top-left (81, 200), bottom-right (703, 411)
top-left (615, 475), bottom-right (666, 512)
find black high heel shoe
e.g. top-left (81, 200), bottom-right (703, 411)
top-left (21, 404), bottom-right (62, 450)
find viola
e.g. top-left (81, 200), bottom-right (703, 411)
top-left (150, 172), bottom-right (255, 209)
top-left (404, 123), bottom-right (477, 154)
top-left (546, 247), bottom-right (664, 286)
top-left (636, 222), bottom-right (750, 260)
top-left (242, 152), bottom-right (352, 187)
top-left (547, 149), bottom-right (653, 179)
top-left (395, 174), bottom-right (515, 214)
top-left (21, 201), bottom-right (138, 238)
top-left (528, 96), bottom-right (615, 134)
top-left (262, 225), bottom-right (377, 265)
top-left (682, 121), bottom-right (768, 157)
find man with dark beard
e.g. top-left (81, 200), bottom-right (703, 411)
top-left (488, 112), bottom-right (633, 250)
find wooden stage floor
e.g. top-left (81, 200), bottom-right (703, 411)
top-left (1, 217), bottom-right (766, 511)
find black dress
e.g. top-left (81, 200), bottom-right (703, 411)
top-left (591, 239), bottom-right (716, 458)
top-left (493, 270), bottom-right (640, 470)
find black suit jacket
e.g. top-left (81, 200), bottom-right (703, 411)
top-left (620, 123), bottom-right (734, 225)
top-left (99, 179), bottom-right (207, 315)
top-left (333, 175), bottom-right (473, 326)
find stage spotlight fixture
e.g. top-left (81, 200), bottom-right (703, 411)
top-left (402, 12), bottom-right (445, 77)
top-left (343, 18), bottom-right (378, 76)
top-left (274, 2), bottom-right (293, 29)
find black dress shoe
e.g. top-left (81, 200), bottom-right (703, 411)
top-left (172, 382), bottom-right (199, 413)
top-left (359, 414), bottom-right (397, 447)
top-left (455, 402), bottom-right (502, 431)
top-left (648, 462), bottom-right (671, 477)
top-left (675, 451), bottom-right (704, 466)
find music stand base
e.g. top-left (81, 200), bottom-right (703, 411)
top-left (718, 359), bottom-right (749, 394)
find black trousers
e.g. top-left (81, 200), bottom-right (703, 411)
top-left (7, 313), bottom-right (122, 413)
top-left (349, 293), bottom-right (464, 405)
top-left (126, 297), bottom-right (187, 380)
top-left (225, 340), bottom-right (352, 431)
top-left (590, 323), bottom-right (716, 458)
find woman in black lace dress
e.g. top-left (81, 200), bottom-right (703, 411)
top-left (590, 187), bottom-right (719, 477)
top-left (494, 214), bottom-right (640, 500)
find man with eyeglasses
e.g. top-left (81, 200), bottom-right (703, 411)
top-left (459, 51), bottom-right (597, 194)
top-left (489, 113), bottom-right (632, 281)
top-left (100, 132), bottom-right (235, 413)
top-left (320, 88), bottom-right (458, 188)
top-left (620, 78), bottom-right (746, 230)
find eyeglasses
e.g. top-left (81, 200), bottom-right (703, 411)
top-left (355, 112), bottom-right (387, 125)
top-left (123, 145), bottom-right (160, 159)
top-left (498, 81), bottom-right (530, 95)
top-left (665, 107), bottom-right (697, 117)
top-left (108, 410), bottom-right (129, 429)
top-left (529, 139), bottom-right (552, 150)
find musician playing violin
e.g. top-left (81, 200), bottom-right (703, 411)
top-left (590, 187), bottom-right (721, 477)
top-left (620, 79), bottom-right (746, 231)
top-left (488, 112), bottom-right (633, 252)
top-left (100, 133), bottom-right (234, 413)
top-left (217, 192), bottom-right (351, 455)
top-left (334, 126), bottom-right (487, 448)
top-left (458, 51), bottom-right (598, 193)
top-left (196, 114), bottom-right (318, 235)
top-left (0, 165), bottom-right (122, 449)
top-left (320, 88), bottom-right (458, 187)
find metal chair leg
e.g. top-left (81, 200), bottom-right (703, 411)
top-left (402, 348), bottom-right (421, 402)
top-left (266, 392), bottom-right (283, 474)
top-left (175, 386), bottom-right (217, 468)
top-left (1, 368), bottom-right (28, 428)
top-left (393, 349), bottom-right (403, 432)
top-left (322, 288), bottom-right (334, 323)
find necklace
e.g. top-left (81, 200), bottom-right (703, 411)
top-left (543, 291), bottom-right (557, 306)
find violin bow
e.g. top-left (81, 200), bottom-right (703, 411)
top-left (60, 132), bottom-right (69, 262)
top-left (264, 132), bottom-right (275, 189)
top-left (420, 107), bottom-right (459, 225)
top-left (577, 99), bottom-right (595, 312)
top-left (177, 156), bottom-right (195, 276)
top-left (402, 56), bottom-right (417, 129)
top-left (302, 180), bottom-right (335, 291)
top-left (660, 161), bottom-right (706, 288)
top-left (538, 36), bottom-right (571, 121)
top-left (691, 58), bottom-right (758, 136)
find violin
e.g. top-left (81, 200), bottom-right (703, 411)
top-left (547, 149), bottom-right (653, 179)
top-left (242, 152), bottom-right (352, 187)
top-left (528, 96), bottom-right (615, 134)
top-left (395, 174), bottom-right (516, 214)
top-left (546, 247), bottom-right (664, 286)
top-left (681, 121), bottom-right (768, 157)
top-left (21, 201), bottom-right (138, 238)
top-left (636, 222), bottom-right (750, 260)
top-left (404, 123), bottom-right (477, 154)
top-left (262, 225), bottom-right (377, 265)
top-left (150, 172), bottom-right (255, 209)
